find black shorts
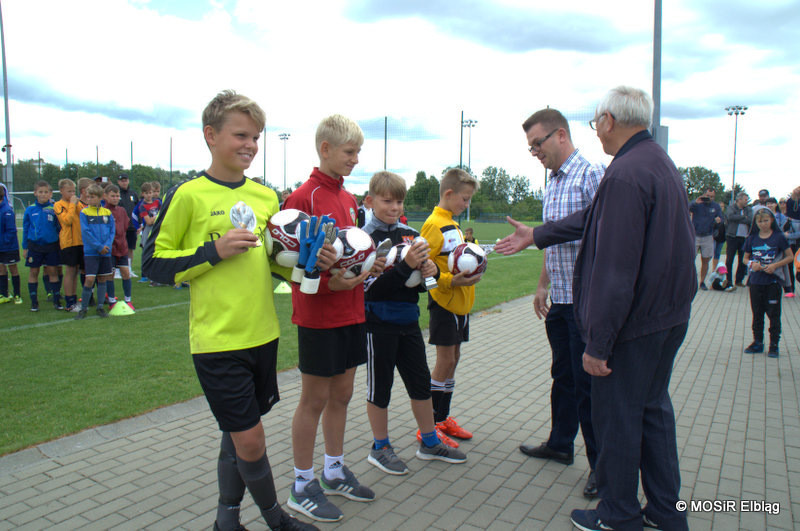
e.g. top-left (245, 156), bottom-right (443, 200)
top-left (428, 295), bottom-right (469, 346)
top-left (298, 323), bottom-right (367, 377)
top-left (0, 250), bottom-right (20, 265)
top-left (192, 340), bottom-right (280, 432)
top-left (84, 255), bottom-right (113, 277)
top-left (60, 246), bottom-right (84, 268)
top-left (26, 249), bottom-right (60, 268)
top-left (366, 326), bottom-right (431, 408)
top-left (125, 230), bottom-right (137, 252)
top-left (113, 255), bottom-right (129, 268)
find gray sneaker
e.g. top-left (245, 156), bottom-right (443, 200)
top-left (320, 465), bottom-right (375, 501)
top-left (287, 479), bottom-right (342, 522)
top-left (416, 442), bottom-right (467, 464)
top-left (368, 445), bottom-right (409, 475)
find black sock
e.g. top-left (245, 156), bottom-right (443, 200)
top-left (440, 391), bottom-right (453, 421)
top-left (11, 275), bottom-right (20, 297)
top-left (0, 274), bottom-right (7, 297)
top-left (28, 282), bottom-right (38, 304)
top-left (216, 432), bottom-right (246, 531)
top-left (236, 453), bottom-right (280, 527)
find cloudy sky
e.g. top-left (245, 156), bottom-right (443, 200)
top-left (2, 0), bottom-right (798, 197)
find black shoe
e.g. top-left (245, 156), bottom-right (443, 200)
top-left (570, 509), bottom-right (613, 531)
top-left (642, 511), bottom-right (661, 529)
top-left (768, 344), bottom-right (779, 358)
top-left (30, 301), bottom-right (39, 312)
top-left (74, 309), bottom-right (88, 320)
top-left (275, 511), bottom-right (319, 530)
top-left (519, 442), bottom-right (573, 465)
top-left (744, 341), bottom-right (764, 354)
top-left (698, 282), bottom-right (708, 291)
top-left (583, 470), bottom-right (597, 499)
top-left (212, 522), bottom-right (249, 531)
top-left (96, 307), bottom-right (109, 318)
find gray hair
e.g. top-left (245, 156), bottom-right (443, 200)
top-left (596, 86), bottom-right (653, 129)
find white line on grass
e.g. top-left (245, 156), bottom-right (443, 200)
top-left (2, 251), bottom-right (536, 333)
top-left (0, 301), bottom-right (189, 333)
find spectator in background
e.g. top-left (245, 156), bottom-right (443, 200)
top-left (711, 200), bottom-right (727, 273)
top-left (751, 188), bottom-right (770, 214)
top-left (117, 174), bottom-right (138, 273)
top-left (724, 192), bottom-right (753, 291)
top-left (689, 187), bottom-right (723, 290)
top-left (786, 186), bottom-right (800, 220)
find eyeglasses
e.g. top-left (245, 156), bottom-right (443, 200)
top-left (528, 129), bottom-right (559, 153)
top-left (589, 112), bottom-right (616, 131)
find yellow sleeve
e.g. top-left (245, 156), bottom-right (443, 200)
top-left (143, 186), bottom-right (217, 285)
top-left (421, 219), bottom-right (453, 293)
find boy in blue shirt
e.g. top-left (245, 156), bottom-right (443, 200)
top-left (22, 181), bottom-right (62, 311)
top-left (0, 183), bottom-right (22, 304)
top-left (743, 209), bottom-right (794, 357)
top-left (75, 184), bottom-right (115, 319)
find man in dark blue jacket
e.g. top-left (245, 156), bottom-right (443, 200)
top-left (497, 86), bottom-right (696, 531)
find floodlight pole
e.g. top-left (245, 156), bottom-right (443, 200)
top-left (279, 133), bottom-right (290, 191)
top-left (461, 118), bottom-right (478, 221)
top-left (651, 0), bottom-right (662, 146)
top-left (0, 0), bottom-right (12, 195)
top-left (725, 105), bottom-right (747, 193)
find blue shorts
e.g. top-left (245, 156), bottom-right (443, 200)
top-left (113, 255), bottom-right (129, 268)
top-left (84, 255), bottom-right (113, 277)
top-left (26, 249), bottom-right (60, 268)
top-left (0, 250), bottom-right (20, 265)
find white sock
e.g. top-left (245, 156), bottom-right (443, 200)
top-left (293, 466), bottom-right (314, 494)
top-left (324, 454), bottom-right (345, 481)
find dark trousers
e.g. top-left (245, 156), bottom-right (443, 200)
top-left (787, 243), bottom-right (797, 294)
top-left (593, 323), bottom-right (689, 531)
top-left (749, 282), bottom-right (782, 345)
top-left (544, 303), bottom-right (597, 469)
top-left (725, 236), bottom-right (747, 285)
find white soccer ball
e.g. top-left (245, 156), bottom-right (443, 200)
top-left (331, 227), bottom-right (377, 278)
top-left (397, 243), bottom-right (422, 287)
top-left (448, 242), bottom-right (487, 277)
top-left (267, 209), bottom-right (310, 268)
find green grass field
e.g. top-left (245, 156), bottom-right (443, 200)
top-left (1, 221), bottom-right (541, 455)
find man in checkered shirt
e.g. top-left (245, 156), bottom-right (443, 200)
top-left (517, 109), bottom-right (605, 499)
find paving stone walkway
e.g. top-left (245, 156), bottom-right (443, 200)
top-left (2, 277), bottom-right (799, 530)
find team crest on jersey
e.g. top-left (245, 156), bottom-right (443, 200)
top-left (103, 216), bottom-right (109, 223)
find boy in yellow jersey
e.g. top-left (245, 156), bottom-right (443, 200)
top-left (143, 91), bottom-right (315, 531)
top-left (421, 168), bottom-right (482, 440)
top-left (54, 178), bottom-right (85, 311)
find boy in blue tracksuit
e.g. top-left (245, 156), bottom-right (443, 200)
top-left (22, 181), bottom-right (62, 311)
top-left (75, 184), bottom-right (115, 319)
top-left (0, 183), bottom-right (22, 304)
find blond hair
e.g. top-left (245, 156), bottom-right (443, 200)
top-left (86, 184), bottom-right (104, 198)
top-left (440, 168), bottom-right (478, 197)
top-left (369, 171), bottom-right (406, 200)
top-left (77, 178), bottom-right (94, 194)
top-left (58, 178), bottom-right (76, 190)
top-left (315, 114), bottom-right (364, 155)
top-left (202, 90), bottom-right (266, 132)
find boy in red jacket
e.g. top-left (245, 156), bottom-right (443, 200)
top-left (103, 185), bottom-right (133, 308)
top-left (284, 115), bottom-right (378, 523)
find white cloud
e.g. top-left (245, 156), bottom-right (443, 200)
top-left (1, 0), bottom-right (798, 199)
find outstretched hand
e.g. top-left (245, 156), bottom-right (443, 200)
top-left (495, 216), bottom-right (535, 255)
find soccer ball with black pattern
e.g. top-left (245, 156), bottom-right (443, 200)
top-left (266, 208), bottom-right (311, 268)
top-left (331, 226), bottom-right (377, 278)
top-left (448, 242), bottom-right (487, 277)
